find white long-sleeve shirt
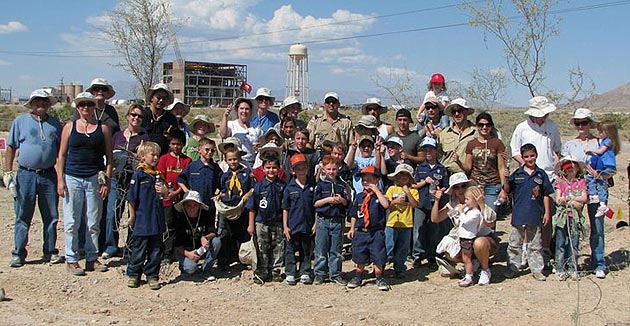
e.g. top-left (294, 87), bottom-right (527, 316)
top-left (510, 118), bottom-right (562, 181)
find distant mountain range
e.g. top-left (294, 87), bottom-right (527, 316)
top-left (571, 82), bottom-right (630, 111)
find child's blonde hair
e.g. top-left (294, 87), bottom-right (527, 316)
top-left (464, 187), bottom-right (480, 209)
top-left (137, 141), bottom-right (161, 158)
top-left (597, 121), bottom-right (620, 155)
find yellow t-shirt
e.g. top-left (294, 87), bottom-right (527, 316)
top-left (386, 185), bottom-right (419, 228)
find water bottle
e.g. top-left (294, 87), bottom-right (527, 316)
top-left (8, 181), bottom-right (17, 198)
top-left (196, 246), bottom-right (207, 256)
top-left (155, 179), bottom-right (164, 200)
top-left (493, 197), bottom-right (505, 207)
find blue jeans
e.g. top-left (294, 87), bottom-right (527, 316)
top-left (63, 174), bottom-right (103, 263)
top-left (555, 220), bottom-right (579, 273)
top-left (126, 234), bottom-right (163, 280)
top-left (587, 203), bottom-right (607, 272)
top-left (12, 168), bottom-right (59, 259)
top-left (385, 227), bottom-right (412, 273)
top-left (314, 217), bottom-right (343, 278)
top-left (103, 178), bottom-right (124, 255)
top-left (176, 237), bottom-right (222, 275)
top-left (483, 183), bottom-right (502, 213)
top-left (285, 233), bottom-right (313, 278)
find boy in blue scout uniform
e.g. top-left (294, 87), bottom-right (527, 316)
top-left (312, 155), bottom-right (351, 286)
top-left (346, 165), bottom-right (391, 291)
top-left (126, 142), bottom-right (168, 290)
top-left (246, 154), bottom-right (286, 284)
top-left (412, 137), bottom-right (450, 267)
top-left (282, 154), bottom-right (316, 285)
top-left (217, 146), bottom-right (254, 269)
top-left (503, 143), bottom-right (553, 281)
top-left (176, 138), bottom-right (221, 210)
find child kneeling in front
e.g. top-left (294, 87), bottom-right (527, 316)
top-left (457, 187), bottom-right (484, 287)
top-left (347, 166), bottom-right (391, 291)
top-left (127, 142), bottom-right (168, 290)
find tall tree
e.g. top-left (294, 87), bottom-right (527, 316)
top-left (461, 0), bottom-right (560, 97)
top-left (463, 67), bottom-right (510, 110)
top-left (101, 0), bottom-right (170, 98)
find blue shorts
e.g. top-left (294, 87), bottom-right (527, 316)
top-left (351, 229), bottom-right (387, 267)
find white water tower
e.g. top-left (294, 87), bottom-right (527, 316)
top-left (286, 43), bottom-right (309, 106)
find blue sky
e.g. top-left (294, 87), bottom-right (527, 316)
top-left (1, 0), bottom-right (629, 106)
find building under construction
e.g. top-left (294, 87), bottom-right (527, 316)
top-left (162, 59), bottom-right (247, 107)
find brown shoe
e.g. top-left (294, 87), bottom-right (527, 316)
top-left (85, 260), bottom-right (108, 272)
top-left (67, 262), bottom-right (86, 276)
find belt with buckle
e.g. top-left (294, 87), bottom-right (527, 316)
top-left (19, 166), bottom-right (54, 174)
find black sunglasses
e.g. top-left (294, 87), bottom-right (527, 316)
top-left (77, 101), bottom-right (95, 107)
top-left (477, 122), bottom-right (493, 128)
top-left (91, 86), bottom-right (108, 92)
top-left (325, 100), bottom-right (339, 105)
top-left (129, 113), bottom-right (143, 119)
top-left (574, 120), bottom-right (590, 127)
top-left (425, 105), bottom-right (437, 110)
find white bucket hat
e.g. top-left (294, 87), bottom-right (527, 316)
top-left (356, 115), bottom-right (378, 129)
top-left (24, 88), bottom-right (56, 109)
top-left (174, 190), bottom-right (209, 212)
top-left (214, 197), bottom-right (246, 221)
top-left (445, 172), bottom-right (471, 194)
top-left (262, 127), bottom-right (285, 146)
top-left (230, 97), bottom-right (257, 120)
top-left (258, 143), bottom-right (282, 159)
top-left (190, 114), bottom-right (215, 133)
top-left (147, 83), bottom-right (174, 105)
top-left (218, 137), bottom-right (247, 156)
top-left (525, 96), bottom-right (556, 117)
top-left (279, 96), bottom-right (302, 115)
top-left (445, 98), bottom-right (474, 116)
top-left (387, 163), bottom-right (414, 180)
top-left (72, 92), bottom-right (99, 107)
top-left (166, 98), bottom-right (191, 116)
top-left (361, 98), bottom-right (387, 114)
top-left (254, 87), bottom-right (275, 103)
top-left (85, 78), bottom-right (116, 99)
top-left (571, 108), bottom-right (597, 126)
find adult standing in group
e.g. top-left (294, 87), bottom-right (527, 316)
top-left (307, 92), bottom-right (353, 150)
top-left (458, 112), bottom-right (507, 212)
top-left (438, 98), bottom-right (476, 174)
top-left (78, 78), bottom-right (121, 136)
top-left (219, 97), bottom-right (261, 167)
top-left (251, 88), bottom-right (279, 133)
top-left (168, 98), bottom-right (192, 139)
top-left (57, 92), bottom-right (113, 276)
top-left (276, 96), bottom-right (307, 130)
top-left (387, 108), bottom-right (424, 166)
top-left (5, 89), bottom-right (63, 267)
top-left (142, 83), bottom-right (177, 155)
top-left (561, 108), bottom-right (608, 278)
top-left (101, 104), bottom-right (150, 259)
top-left (361, 98), bottom-right (392, 140)
top-left (510, 96), bottom-right (562, 265)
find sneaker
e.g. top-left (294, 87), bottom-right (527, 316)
top-left (147, 278), bottom-right (161, 290)
top-left (85, 260), bottom-right (108, 272)
top-left (478, 269), bottom-right (491, 286)
top-left (300, 275), bottom-right (313, 284)
top-left (556, 272), bottom-right (569, 281)
top-left (595, 203), bottom-right (608, 217)
top-left (101, 252), bottom-right (113, 260)
top-left (458, 275), bottom-right (474, 287)
top-left (127, 277), bottom-right (140, 288)
top-left (285, 275), bottom-right (297, 286)
top-left (375, 278), bottom-right (390, 291)
top-left (45, 254), bottom-right (65, 264)
top-left (436, 257), bottom-right (460, 278)
top-left (595, 270), bottom-right (606, 279)
top-left (67, 262), bottom-right (86, 276)
top-left (272, 272), bottom-right (284, 282)
top-left (532, 272), bottom-right (546, 281)
top-left (313, 275), bottom-right (325, 285)
top-left (330, 275), bottom-right (347, 286)
top-left (504, 265), bottom-right (519, 279)
top-left (346, 276), bottom-right (362, 289)
top-left (253, 274), bottom-right (265, 285)
top-left (9, 256), bottom-right (24, 268)
top-left (570, 271), bottom-right (580, 281)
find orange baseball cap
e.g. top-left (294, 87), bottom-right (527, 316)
top-left (290, 154), bottom-right (307, 168)
top-left (358, 165), bottom-right (381, 178)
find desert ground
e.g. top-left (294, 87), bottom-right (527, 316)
top-left (0, 108), bottom-right (630, 325)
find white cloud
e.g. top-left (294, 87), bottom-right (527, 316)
top-left (0, 59), bottom-right (10, 65)
top-left (0, 21), bottom-right (28, 34)
top-left (375, 66), bottom-right (421, 80)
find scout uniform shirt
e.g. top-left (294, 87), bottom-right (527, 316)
top-left (307, 113), bottom-right (353, 150)
top-left (246, 177), bottom-right (286, 223)
top-left (282, 178), bottom-right (316, 234)
top-left (508, 165), bottom-right (554, 226)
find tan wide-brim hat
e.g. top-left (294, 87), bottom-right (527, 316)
top-left (72, 92), bottom-right (99, 108)
top-left (85, 78), bottom-right (116, 99)
top-left (361, 97), bottom-right (387, 114)
top-left (190, 114), bottom-right (215, 133)
top-left (218, 137), bottom-right (248, 156)
top-left (24, 88), bottom-right (56, 109)
top-left (166, 98), bottom-right (191, 117)
top-left (444, 98), bottom-right (474, 116)
top-left (146, 83), bottom-right (174, 105)
top-left (525, 96), bottom-right (556, 117)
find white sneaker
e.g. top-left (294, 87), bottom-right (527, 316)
top-left (436, 257), bottom-right (460, 278)
top-left (595, 270), bottom-right (606, 279)
top-left (595, 203), bottom-right (608, 217)
top-left (478, 269), bottom-right (491, 286)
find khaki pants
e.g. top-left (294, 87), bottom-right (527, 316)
top-left (508, 225), bottom-right (544, 273)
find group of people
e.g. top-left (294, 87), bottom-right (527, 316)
top-left (5, 73), bottom-right (620, 291)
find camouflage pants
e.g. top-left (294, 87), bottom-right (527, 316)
top-left (508, 225), bottom-right (544, 273)
top-left (255, 221), bottom-right (284, 279)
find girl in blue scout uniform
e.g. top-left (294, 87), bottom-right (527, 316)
top-left (217, 146), bottom-right (255, 269)
top-left (502, 143), bottom-right (554, 281)
top-left (126, 142), bottom-right (168, 290)
top-left (282, 154), bottom-right (316, 285)
top-left (346, 165), bottom-right (391, 291)
top-left (312, 155), bottom-right (351, 286)
top-left (246, 155), bottom-right (286, 284)
top-left (176, 137), bottom-right (221, 209)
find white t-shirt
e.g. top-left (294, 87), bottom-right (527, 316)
top-left (227, 120), bottom-right (262, 163)
top-left (424, 90), bottom-right (450, 104)
top-left (457, 207), bottom-right (482, 239)
top-left (510, 118), bottom-right (561, 180)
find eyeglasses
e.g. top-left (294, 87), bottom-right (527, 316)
top-left (477, 122), bottom-right (492, 128)
top-left (452, 108), bottom-right (465, 114)
top-left (77, 101), bottom-right (95, 107)
top-left (425, 105), bottom-right (438, 110)
top-left (91, 86), bottom-right (108, 92)
top-left (129, 113), bottom-right (143, 119)
top-left (201, 148), bottom-right (216, 153)
top-left (574, 120), bottom-right (590, 127)
top-left (256, 97), bottom-right (271, 102)
top-left (154, 94), bottom-right (169, 101)
top-left (325, 100), bottom-right (339, 105)
top-left (365, 106), bottom-right (379, 112)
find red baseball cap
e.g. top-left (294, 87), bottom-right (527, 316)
top-left (290, 154), bottom-right (307, 168)
top-left (430, 73), bottom-right (445, 84)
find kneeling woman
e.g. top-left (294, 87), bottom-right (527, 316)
top-left (431, 173), bottom-right (499, 286)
